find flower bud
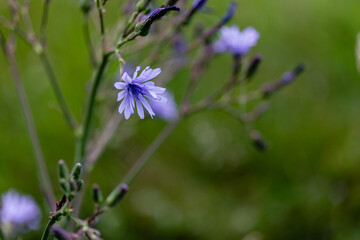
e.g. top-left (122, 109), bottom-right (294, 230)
top-left (246, 54), bottom-right (262, 79)
top-left (59, 179), bottom-right (69, 194)
top-left (221, 2), bottom-right (237, 24)
top-left (136, 0), bottom-right (151, 12)
top-left (92, 184), bottom-right (103, 203)
top-left (79, 0), bottom-right (94, 14)
top-left (135, 6), bottom-right (180, 36)
top-left (58, 160), bottom-right (69, 180)
top-left (70, 163), bottom-right (83, 181)
top-left (262, 63), bottom-right (305, 97)
top-left (181, 0), bottom-right (208, 26)
top-left (105, 183), bottom-right (128, 207)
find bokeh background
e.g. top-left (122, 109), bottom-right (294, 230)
top-left (1, 0), bottom-right (360, 239)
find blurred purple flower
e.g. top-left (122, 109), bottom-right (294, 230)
top-left (0, 190), bottom-right (41, 236)
top-left (114, 66), bottom-right (167, 119)
top-left (213, 25), bottom-right (260, 56)
top-left (150, 92), bottom-right (178, 121)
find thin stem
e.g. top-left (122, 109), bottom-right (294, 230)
top-left (83, 13), bottom-right (97, 67)
top-left (96, 0), bottom-right (105, 49)
top-left (3, 41), bottom-right (55, 210)
top-left (75, 52), bottom-right (111, 165)
top-left (38, 52), bottom-right (78, 130)
top-left (40, 0), bottom-right (51, 43)
top-left (121, 119), bottom-right (180, 185)
top-left (41, 212), bottom-right (62, 240)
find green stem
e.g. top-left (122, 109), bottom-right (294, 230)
top-left (40, 0), bottom-right (51, 44)
top-left (38, 52), bottom-right (78, 130)
top-left (83, 13), bottom-right (97, 67)
top-left (75, 52), bottom-right (111, 165)
top-left (41, 212), bottom-right (62, 240)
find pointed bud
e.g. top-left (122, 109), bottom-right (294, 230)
top-left (135, 6), bottom-right (180, 36)
top-left (105, 183), bottom-right (129, 207)
top-left (262, 63), bottom-right (305, 97)
top-left (246, 54), bottom-right (262, 79)
top-left (58, 160), bottom-right (69, 180)
top-left (181, 0), bottom-right (208, 26)
top-left (221, 2), bottom-right (237, 24)
top-left (71, 163), bottom-right (83, 181)
top-left (92, 184), bottom-right (103, 203)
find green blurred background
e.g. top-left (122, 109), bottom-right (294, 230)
top-left (1, 0), bottom-right (360, 239)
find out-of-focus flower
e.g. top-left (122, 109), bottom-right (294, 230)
top-left (150, 92), bottom-right (178, 121)
top-left (0, 190), bottom-right (41, 237)
top-left (213, 26), bottom-right (260, 56)
top-left (114, 66), bottom-right (167, 119)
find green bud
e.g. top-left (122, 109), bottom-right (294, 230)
top-left (71, 163), bottom-right (83, 181)
top-left (69, 179), bottom-right (76, 199)
top-left (80, 0), bottom-right (94, 14)
top-left (59, 179), bottom-right (69, 194)
top-left (136, 0), bottom-right (149, 12)
top-left (135, 20), bottom-right (151, 37)
top-left (58, 160), bottom-right (69, 181)
top-left (105, 183), bottom-right (128, 207)
top-left (92, 184), bottom-right (103, 203)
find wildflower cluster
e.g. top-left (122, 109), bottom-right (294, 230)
top-left (0, 0), bottom-right (304, 239)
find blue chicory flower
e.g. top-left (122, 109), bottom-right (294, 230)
top-left (213, 25), bottom-right (260, 56)
top-left (114, 66), bottom-right (167, 119)
top-left (0, 190), bottom-right (41, 237)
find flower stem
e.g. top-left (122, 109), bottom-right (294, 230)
top-left (75, 52), bottom-right (111, 165)
top-left (40, 0), bottom-right (51, 44)
top-left (41, 212), bottom-right (63, 240)
top-left (83, 13), bottom-right (97, 68)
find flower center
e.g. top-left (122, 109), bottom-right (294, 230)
top-left (128, 83), bottom-right (142, 96)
